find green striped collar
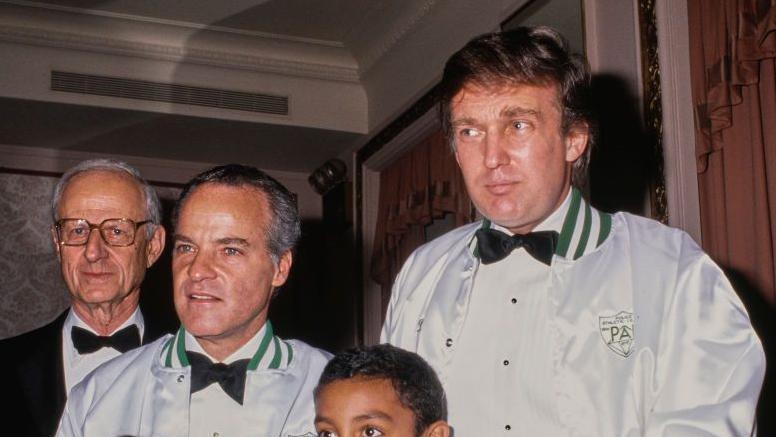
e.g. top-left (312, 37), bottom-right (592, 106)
top-left (160, 321), bottom-right (294, 371)
top-left (473, 188), bottom-right (612, 263)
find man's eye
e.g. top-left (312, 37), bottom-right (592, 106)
top-left (174, 244), bottom-right (194, 254)
top-left (459, 128), bottom-right (479, 137)
top-left (107, 227), bottom-right (125, 236)
top-left (512, 120), bottom-right (528, 130)
top-left (318, 431), bottom-right (336, 437)
top-left (224, 247), bottom-right (241, 256)
top-left (362, 427), bottom-right (384, 437)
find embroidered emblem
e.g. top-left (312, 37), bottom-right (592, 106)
top-left (599, 311), bottom-right (635, 358)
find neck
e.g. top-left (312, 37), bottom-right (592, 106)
top-left (72, 290), bottom-right (140, 336)
top-left (194, 317), bottom-right (266, 362)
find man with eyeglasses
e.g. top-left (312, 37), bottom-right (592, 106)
top-left (57, 164), bottom-right (330, 437)
top-left (0, 159), bottom-right (169, 437)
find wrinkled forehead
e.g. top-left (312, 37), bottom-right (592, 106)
top-left (59, 170), bottom-right (146, 215)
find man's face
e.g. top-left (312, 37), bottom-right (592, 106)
top-left (54, 170), bottom-right (164, 311)
top-left (315, 377), bottom-right (440, 437)
top-left (450, 82), bottom-right (588, 234)
top-left (172, 183), bottom-right (291, 354)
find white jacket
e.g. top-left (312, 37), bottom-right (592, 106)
top-left (58, 327), bottom-right (330, 437)
top-left (382, 189), bottom-right (765, 436)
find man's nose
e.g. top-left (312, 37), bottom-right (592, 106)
top-left (483, 131), bottom-right (510, 169)
top-left (83, 229), bottom-right (108, 262)
top-left (188, 251), bottom-right (217, 282)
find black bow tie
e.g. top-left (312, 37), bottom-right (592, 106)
top-left (187, 351), bottom-right (250, 405)
top-left (71, 324), bottom-right (141, 354)
top-left (475, 228), bottom-right (559, 266)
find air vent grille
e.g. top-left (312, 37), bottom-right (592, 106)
top-left (51, 71), bottom-right (288, 115)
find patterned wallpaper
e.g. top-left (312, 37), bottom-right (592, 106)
top-left (0, 173), bottom-right (69, 338)
top-left (0, 173), bottom-right (181, 339)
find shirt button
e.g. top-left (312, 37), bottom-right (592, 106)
top-left (511, 297), bottom-right (517, 304)
top-left (503, 359), bottom-right (510, 366)
top-left (505, 424), bottom-right (511, 431)
top-left (445, 338), bottom-right (453, 347)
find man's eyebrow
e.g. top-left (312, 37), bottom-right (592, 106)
top-left (172, 234), bottom-right (193, 243)
top-left (216, 237), bottom-right (249, 246)
top-left (450, 116), bottom-right (479, 126)
top-left (502, 105), bottom-right (541, 118)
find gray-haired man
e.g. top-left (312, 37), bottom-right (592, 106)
top-left (1, 159), bottom-right (168, 437)
top-left (58, 164), bottom-right (330, 437)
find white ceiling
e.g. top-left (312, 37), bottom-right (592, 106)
top-left (0, 0), bottom-right (541, 175)
top-left (0, 0), bottom-right (444, 174)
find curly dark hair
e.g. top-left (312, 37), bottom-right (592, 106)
top-left (315, 344), bottom-right (447, 436)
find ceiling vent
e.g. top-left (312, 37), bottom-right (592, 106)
top-left (51, 71), bottom-right (289, 116)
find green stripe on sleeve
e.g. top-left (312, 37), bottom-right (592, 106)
top-left (175, 326), bottom-right (189, 367)
top-left (285, 341), bottom-right (293, 366)
top-left (573, 201), bottom-right (592, 260)
top-left (596, 211), bottom-right (612, 247)
top-left (163, 337), bottom-right (175, 368)
top-left (556, 188), bottom-right (582, 257)
top-left (248, 322), bottom-right (274, 371)
top-left (268, 336), bottom-right (282, 369)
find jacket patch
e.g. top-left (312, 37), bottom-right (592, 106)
top-left (599, 311), bottom-right (634, 358)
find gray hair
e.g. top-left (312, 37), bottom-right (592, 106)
top-left (51, 159), bottom-right (162, 238)
top-left (172, 164), bottom-right (300, 265)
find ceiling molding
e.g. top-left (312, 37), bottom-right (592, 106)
top-left (3, 0), bottom-right (346, 48)
top-left (0, 143), bottom-right (311, 185)
top-left (354, 0), bottom-right (441, 76)
top-left (0, 24), bottom-right (360, 83)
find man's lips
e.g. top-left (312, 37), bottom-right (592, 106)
top-left (79, 271), bottom-right (114, 280)
top-left (186, 291), bottom-right (222, 302)
top-left (484, 181), bottom-right (517, 194)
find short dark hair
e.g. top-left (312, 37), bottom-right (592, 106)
top-left (439, 26), bottom-right (595, 187)
top-left (173, 164), bottom-right (300, 263)
top-left (315, 344), bottom-right (447, 436)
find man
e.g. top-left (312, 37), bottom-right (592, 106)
top-left (0, 159), bottom-right (168, 437)
top-left (314, 344), bottom-right (450, 437)
top-left (58, 164), bottom-right (330, 437)
top-left (381, 27), bottom-right (766, 435)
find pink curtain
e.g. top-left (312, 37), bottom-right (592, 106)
top-left (689, 0), bottom-right (776, 304)
top-left (370, 131), bottom-right (473, 314)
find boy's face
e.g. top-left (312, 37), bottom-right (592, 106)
top-left (314, 377), bottom-right (421, 437)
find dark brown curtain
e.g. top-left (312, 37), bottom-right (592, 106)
top-left (370, 131), bottom-right (472, 314)
top-left (689, 0), bottom-right (776, 304)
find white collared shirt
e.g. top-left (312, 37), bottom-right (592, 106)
top-left (62, 307), bottom-right (145, 393)
top-left (445, 190), bottom-right (571, 436)
top-left (186, 324), bottom-right (278, 437)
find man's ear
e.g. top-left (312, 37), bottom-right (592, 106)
top-left (145, 225), bottom-right (166, 268)
top-left (564, 122), bottom-right (589, 163)
top-left (271, 250), bottom-right (293, 288)
top-left (51, 225), bottom-right (62, 262)
top-left (422, 420), bottom-right (451, 437)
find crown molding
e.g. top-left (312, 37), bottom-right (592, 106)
top-left (0, 24), bottom-right (359, 83)
top-left (3, 0), bottom-right (346, 48)
top-left (353, 0), bottom-right (441, 76)
top-left (0, 1), bottom-right (361, 84)
top-left (0, 143), bottom-right (311, 185)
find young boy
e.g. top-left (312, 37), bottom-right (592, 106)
top-left (314, 344), bottom-right (450, 437)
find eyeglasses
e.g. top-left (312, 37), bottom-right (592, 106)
top-left (54, 218), bottom-right (152, 247)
